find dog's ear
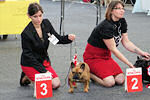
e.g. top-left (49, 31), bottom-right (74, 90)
top-left (80, 63), bottom-right (85, 70)
top-left (137, 56), bottom-right (140, 60)
top-left (71, 62), bottom-right (75, 69)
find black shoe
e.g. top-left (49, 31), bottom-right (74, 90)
top-left (3, 35), bottom-right (8, 39)
top-left (20, 72), bottom-right (31, 86)
top-left (90, 78), bottom-right (96, 83)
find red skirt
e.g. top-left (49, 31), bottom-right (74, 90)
top-left (21, 60), bottom-right (58, 81)
top-left (83, 43), bottom-right (123, 79)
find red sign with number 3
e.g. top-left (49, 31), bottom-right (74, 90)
top-left (36, 80), bottom-right (52, 99)
top-left (35, 73), bottom-right (53, 99)
top-left (125, 68), bottom-right (143, 92)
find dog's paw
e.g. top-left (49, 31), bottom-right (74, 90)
top-left (68, 88), bottom-right (74, 93)
top-left (87, 86), bottom-right (89, 90)
top-left (84, 88), bottom-right (89, 93)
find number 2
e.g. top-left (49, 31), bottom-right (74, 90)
top-left (40, 83), bottom-right (48, 95)
top-left (131, 78), bottom-right (138, 90)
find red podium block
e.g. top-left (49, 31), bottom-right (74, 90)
top-left (34, 73), bottom-right (52, 99)
top-left (125, 68), bottom-right (143, 92)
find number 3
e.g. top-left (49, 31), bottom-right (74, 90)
top-left (40, 83), bottom-right (48, 95)
top-left (131, 78), bottom-right (138, 90)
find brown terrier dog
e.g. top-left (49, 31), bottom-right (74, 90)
top-left (68, 62), bottom-right (90, 93)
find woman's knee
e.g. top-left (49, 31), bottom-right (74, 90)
top-left (115, 73), bottom-right (125, 85)
top-left (103, 76), bottom-right (115, 87)
top-left (52, 77), bottom-right (60, 89)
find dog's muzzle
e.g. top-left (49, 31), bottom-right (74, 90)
top-left (73, 73), bottom-right (80, 80)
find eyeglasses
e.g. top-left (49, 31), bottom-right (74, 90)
top-left (113, 8), bottom-right (125, 10)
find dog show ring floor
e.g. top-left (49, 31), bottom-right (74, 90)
top-left (1, 0), bottom-right (150, 100)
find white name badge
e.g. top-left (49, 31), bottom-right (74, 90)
top-left (48, 34), bottom-right (59, 45)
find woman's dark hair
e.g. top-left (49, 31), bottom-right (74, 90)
top-left (105, 0), bottom-right (124, 20)
top-left (28, 2), bottom-right (43, 16)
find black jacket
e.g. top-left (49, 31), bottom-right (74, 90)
top-left (21, 19), bottom-right (72, 73)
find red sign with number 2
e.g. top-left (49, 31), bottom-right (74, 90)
top-left (126, 68), bottom-right (143, 92)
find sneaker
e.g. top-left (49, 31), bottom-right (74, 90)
top-left (20, 72), bottom-right (31, 86)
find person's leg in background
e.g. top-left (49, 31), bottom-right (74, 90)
top-left (3, 35), bottom-right (8, 39)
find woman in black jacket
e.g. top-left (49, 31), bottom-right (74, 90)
top-left (20, 2), bottom-right (75, 89)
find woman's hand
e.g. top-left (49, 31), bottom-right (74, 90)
top-left (46, 71), bottom-right (51, 73)
top-left (129, 65), bottom-right (135, 68)
top-left (141, 52), bottom-right (150, 60)
top-left (68, 34), bottom-right (76, 41)
top-left (127, 62), bottom-right (135, 68)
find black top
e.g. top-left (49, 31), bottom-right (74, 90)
top-left (21, 19), bottom-right (72, 73)
top-left (88, 18), bottom-right (127, 49)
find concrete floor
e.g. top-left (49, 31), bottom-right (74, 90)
top-left (0, 0), bottom-right (150, 100)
